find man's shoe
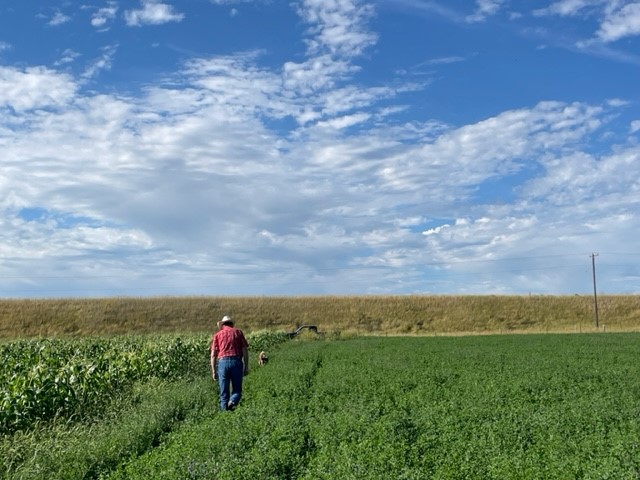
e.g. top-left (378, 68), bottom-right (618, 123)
top-left (227, 401), bottom-right (236, 411)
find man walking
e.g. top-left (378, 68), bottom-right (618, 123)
top-left (210, 315), bottom-right (249, 411)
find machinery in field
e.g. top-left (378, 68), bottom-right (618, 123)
top-left (287, 325), bottom-right (320, 338)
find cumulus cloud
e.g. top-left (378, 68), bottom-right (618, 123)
top-left (124, 0), bottom-right (185, 27)
top-left (0, 66), bottom-right (77, 111)
top-left (597, 2), bottom-right (640, 42)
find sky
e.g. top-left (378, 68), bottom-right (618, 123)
top-left (0, 0), bottom-right (639, 298)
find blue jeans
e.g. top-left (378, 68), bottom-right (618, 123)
top-left (217, 356), bottom-right (243, 410)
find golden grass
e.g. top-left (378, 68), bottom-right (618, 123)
top-left (1, 295), bottom-right (639, 339)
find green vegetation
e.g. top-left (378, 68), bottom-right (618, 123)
top-left (0, 335), bottom-right (206, 433)
top-left (110, 335), bottom-right (640, 480)
top-left (3, 333), bottom-right (640, 479)
top-left (111, 334), bottom-right (640, 479)
top-left (0, 330), bottom-right (289, 479)
top-left (0, 330), bottom-right (289, 435)
top-left (1, 294), bottom-right (640, 338)
top-left (2, 377), bottom-right (211, 479)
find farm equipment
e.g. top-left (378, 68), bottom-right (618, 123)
top-left (287, 325), bottom-right (320, 338)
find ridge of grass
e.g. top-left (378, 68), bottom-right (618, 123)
top-left (1, 295), bottom-right (639, 339)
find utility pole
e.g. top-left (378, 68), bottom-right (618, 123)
top-left (591, 253), bottom-right (599, 328)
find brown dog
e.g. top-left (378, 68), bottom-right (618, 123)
top-left (258, 351), bottom-right (269, 366)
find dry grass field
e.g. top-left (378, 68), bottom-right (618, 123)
top-left (1, 295), bottom-right (640, 339)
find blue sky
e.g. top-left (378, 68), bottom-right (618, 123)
top-left (1, 0), bottom-right (639, 297)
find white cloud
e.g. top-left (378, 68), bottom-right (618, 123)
top-left (466, 0), bottom-right (507, 23)
top-left (320, 85), bottom-right (398, 117)
top-left (124, 0), bottom-right (185, 27)
top-left (315, 112), bottom-right (370, 130)
top-left (536, 1), bottom-right (640, 43)
top-left (423, 224), bottom-right (451, 236)
top-left (597, 2), bottom-right (640, 42)
top-left (0, 42), bottom-right (11, 53)
top-left (421, 56), bottom-right (466, 66)
top-left (54, 49), bottom-right (81, 66)
top-left (377, 101), bottom-right (604, 192)
top-left (522, 149), bottom-right (640, 207)
top-left (296, 0), bottom-right (377, 57)
top-left (181, 53), bottom-right (294, 122)
top-left (48, 10), bottom-right (71, 26)
top-left (283, 55), bottom-right (357, 98)
top-left (386, 0), bottom-right (463, 23)
top-left (92, 2), bottom-right (119, 29)
top-left (1, 218), bottom-right (153, 260)
top-left (82, 45), bottom-right (118, 80)
top-left (606, 98), bottom-right (629, 107)
top-left (534, 0), bottom-right (601, 17)
top-left (0, 66), bottom-right (77, 111)
top-left (0, 59), bottom-right (634, 295)
top-left (574, 39), bottom-right (640, 64)
top-left (631, 120), bottom-right (640, 133)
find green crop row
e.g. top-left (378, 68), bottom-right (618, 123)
top-left (1, 377), bottom-right (213, 480)
top-left (0, 335), bottom-right (207, 434)
top-left (1, 331), bottom-right (289, 434)
top-left (108, 340), bottom-right (328, 479)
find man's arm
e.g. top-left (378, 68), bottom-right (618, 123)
top-left (210, 343), bottom-right (218, 380)
top-left (242, 346), bottom-right (249, 376)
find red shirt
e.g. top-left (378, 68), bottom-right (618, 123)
top-left (211, 326), bottom-right (249, 359)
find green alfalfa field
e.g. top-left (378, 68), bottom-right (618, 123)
top-left (2, 295), bottom-right (640, 479)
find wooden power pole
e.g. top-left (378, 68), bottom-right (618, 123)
top-left (591, 253), bottom-right (599, 329)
